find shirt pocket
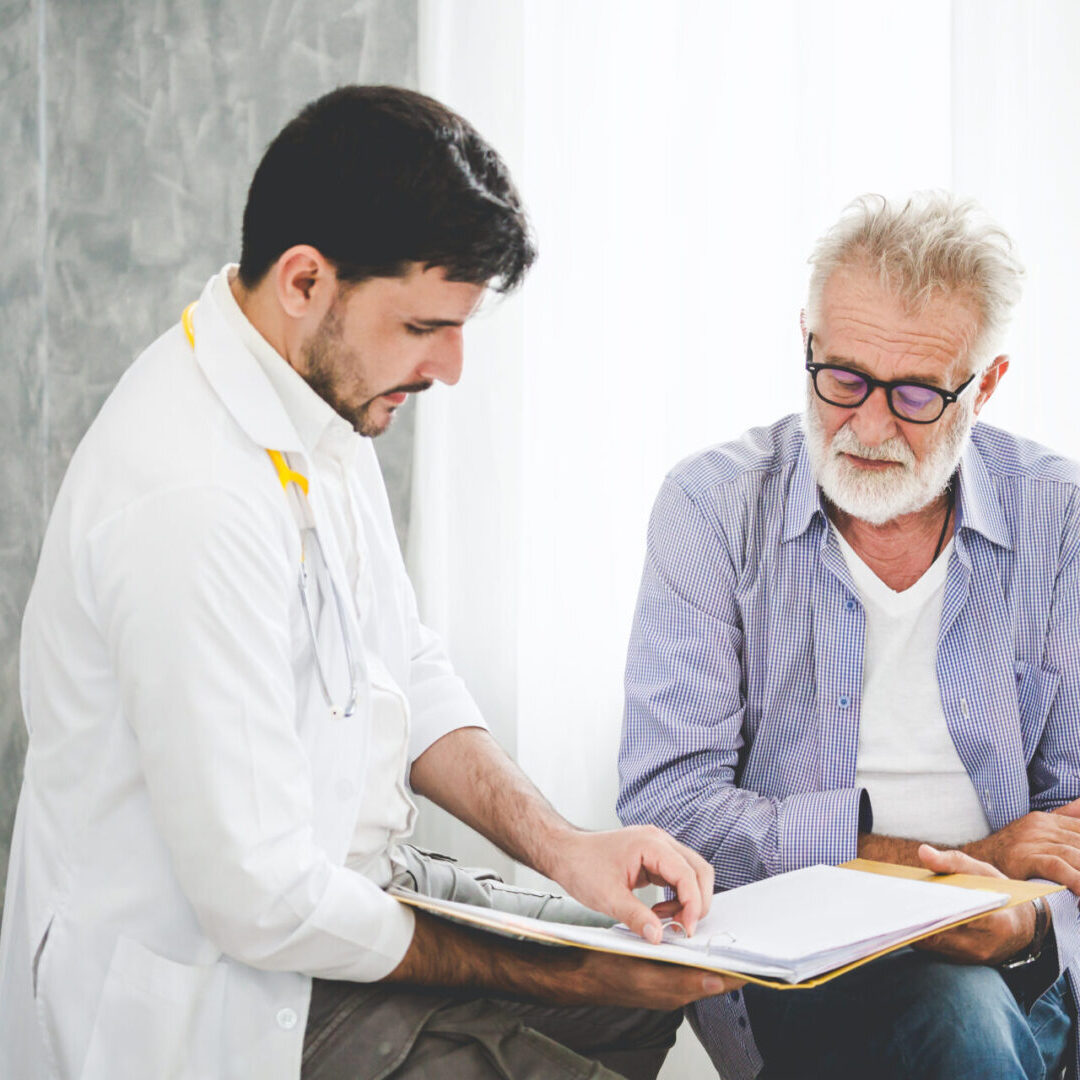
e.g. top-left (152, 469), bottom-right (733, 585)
top-left (1016, 660), bottom-right (1061, 764)
top-left (78, 935), bottom-right (226, 1080)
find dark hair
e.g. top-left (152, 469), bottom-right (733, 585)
top-left (238, 85), bottom-right (536, 292)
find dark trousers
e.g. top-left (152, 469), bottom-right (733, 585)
top-left (301, 847), bottom-right (681, 1079)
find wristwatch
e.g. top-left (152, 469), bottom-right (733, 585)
top-left (999, 896), bottom-right (1051, 972)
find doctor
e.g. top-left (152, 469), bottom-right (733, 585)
top-left (0, 86), bottom-right (735, 1080)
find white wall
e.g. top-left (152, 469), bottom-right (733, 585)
top-left (414, 3), bottom-right (1080, 1076)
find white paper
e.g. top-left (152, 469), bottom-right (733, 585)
top-left (392, 863), bottom-right (1009, 983)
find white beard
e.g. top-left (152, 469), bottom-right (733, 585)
top-left (803, 387), bottom-right (975, 526)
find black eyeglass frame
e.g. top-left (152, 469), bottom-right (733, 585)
top-left (804, 332), bottom-right (978, 425)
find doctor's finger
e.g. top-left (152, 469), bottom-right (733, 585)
top-left (611, 893), bottom-right (666, 944)
top-left (651, 898), bottom-right (684, 919)
top-left (666, 838), bottom-right (715, 916)
top-left (640, 849), bottom-right (706, 935)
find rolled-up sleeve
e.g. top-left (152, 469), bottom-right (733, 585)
top-left (404, 612), bottom-right (488, 764)
top-left (90, 484), bottom-right (414, 981)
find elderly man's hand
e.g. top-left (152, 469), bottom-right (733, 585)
top-left (546, 825), bottom-right (714, 943)
top-left (911, 845), bottom-right (1038, 965)
top-left (963, 797), bottom-right (1080, 895)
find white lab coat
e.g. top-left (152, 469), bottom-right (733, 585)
top-left (0, 274), bottom-right (486, 1079)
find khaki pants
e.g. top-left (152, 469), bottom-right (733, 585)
top-left (301, 846), bottom-right (681, 1080)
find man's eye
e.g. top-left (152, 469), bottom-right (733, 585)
top-left (405, 324), bottom-right (437, 337)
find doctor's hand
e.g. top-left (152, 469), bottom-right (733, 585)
top-left (545, 825), bottom-right (714, 944)
top-left (911, 845), bottom-right (1038, 966)
top-left (562, 948), bottom-right (744, 1010)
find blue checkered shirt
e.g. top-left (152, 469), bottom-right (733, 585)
top-left (618, 414), bottom-right (1080, 1080)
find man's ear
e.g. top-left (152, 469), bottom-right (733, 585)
top-left (973, 354), bottom-right (1009, 417)
top-left (799, 309), bottom-right (808, 349)
top-left (274, 245), bottom-right (337, 320)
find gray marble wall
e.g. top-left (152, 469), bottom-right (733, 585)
top-left (0, 0), bottom-right (419, 910)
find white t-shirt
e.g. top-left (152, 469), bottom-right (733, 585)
top-left (834, 527), bottom-right (992, 847)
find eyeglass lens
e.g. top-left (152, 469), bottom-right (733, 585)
top-left (814, 367), bottom-right (946, 422)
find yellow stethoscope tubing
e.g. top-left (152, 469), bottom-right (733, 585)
top-left (180, 302), bottom-right (358, 719)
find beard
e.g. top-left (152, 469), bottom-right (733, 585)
top-left (803, 386), bottom-right (976, 526)
top-left (300, 301), bottom-right (433, 439)
top-left (300, 301), bottom-right (387, 437)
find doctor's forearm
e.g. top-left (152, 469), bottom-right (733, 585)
top-left (383, 909), bottom-right (734, 1009)
top-left (409, 727), bottom-right (579, 878)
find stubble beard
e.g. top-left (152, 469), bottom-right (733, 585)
top-left (300, 302), bottom-right (388, 438)
top-left (802, 386), bottom-right (976, 526)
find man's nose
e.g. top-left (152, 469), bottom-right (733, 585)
top-left (419, 328), bottom-right (464, 386)
top-left (849, 385), bottom-right (899, 446)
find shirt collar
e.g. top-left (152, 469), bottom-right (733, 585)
top-left (186, 269), bottom-right (300, 454)
top-left (211, 266), bottom-right (347, 457)
top-left (781, 419), bottom-right (1012, 551)
top-left (781, 427), bottom-right (827, 542)
top-left (955, 433), bottom-right (1013, 550)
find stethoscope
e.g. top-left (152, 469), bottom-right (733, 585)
top-left (182, 303), bottom-right (359, 720)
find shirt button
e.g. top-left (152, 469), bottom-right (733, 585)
top-left (838, 695), bottom-right (851, 709)
top-left (844, 598), bottom-right (856, 612)
top-left (378, 1041), bottom-right (395, 1056)
top-left (737, 1016), bottom-right (748, 1029)
top-left (277, 1007), bottom-right (298, 1030)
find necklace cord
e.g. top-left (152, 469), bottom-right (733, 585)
top-left (932, 481), bottom-right (955, 563)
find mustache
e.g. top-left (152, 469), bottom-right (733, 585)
top-left (830, 424), bottom-right (914, 467)
top-left (385, 380), bottom-right (434, 397)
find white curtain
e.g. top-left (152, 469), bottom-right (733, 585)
top-left (408, 0), bottom-right (1080, 874)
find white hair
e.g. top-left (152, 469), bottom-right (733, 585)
top-left (806, 192), bottom-right (1025, 372)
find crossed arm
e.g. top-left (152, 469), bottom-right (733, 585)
top-left (859, 803), bottom-right (1080, 965)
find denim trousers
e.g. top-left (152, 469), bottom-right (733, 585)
top-left (743, 947), bottom-right (1073, 1080)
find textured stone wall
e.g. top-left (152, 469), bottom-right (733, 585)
top-left (0, 0), bottom-right (419, 910)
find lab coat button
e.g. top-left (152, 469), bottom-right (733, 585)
top-left (277, 1007), bottom-right (298, 1030)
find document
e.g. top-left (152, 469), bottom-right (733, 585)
top-left (391, 860), bottom-right (1062, 989)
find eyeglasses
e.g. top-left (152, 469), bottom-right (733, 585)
top-left (805, 332), bottom-right (977, 424)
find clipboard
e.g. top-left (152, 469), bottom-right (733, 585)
top-left (391, 859), bottom-right (1064, 990)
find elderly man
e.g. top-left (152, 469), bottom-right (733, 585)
top-left (618, 192), bottom-right (1080, 1079)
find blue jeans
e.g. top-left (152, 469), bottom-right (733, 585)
top-left (743, 949), bottom-right (1073, 1080)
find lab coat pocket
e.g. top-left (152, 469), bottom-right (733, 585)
top-left (78, 935), bottom-right (225, 1080)
top-left (1016, 660), bottom-right (1061, 764)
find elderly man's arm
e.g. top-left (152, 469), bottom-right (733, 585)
top-left (618, 476), bottom-right (870, 888)
top-left (858, 804), bottom-right (1080, 896)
